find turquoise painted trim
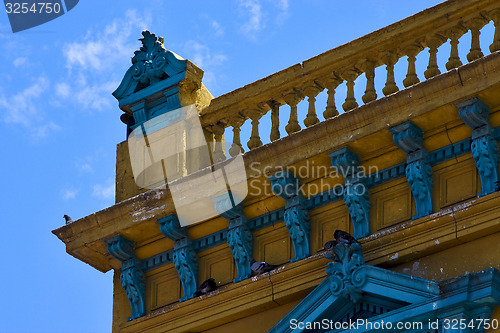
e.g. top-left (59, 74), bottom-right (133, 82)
top-left (139, 131), bottom-right (489, 273)
top-left (326, 242), bottom-right (366, 303)
top-left (105, 235), bottom-right (146, 321)
top-left (141, 249), bottom-right (173, 271)
top-left (270, 266), bottom-right (499, 333)
top-left (269, 171), bottom-right (311, 262)
top-left (113, 31), bottom-right (187, 104)
top-left (330, 148), bottom-right (371, 239)
top-left (157, 215), bottom-right (198, 301)
top-left (458, 98), bottom-right (499, 197)
top-left (390, 122), bottom-right (433, 219)
top-left (213, 192), bottom-right (253, 283)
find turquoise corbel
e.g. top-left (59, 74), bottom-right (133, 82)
top-left (457, 98), bottom-right (499, 196)
top-left (105, 235), bottom-right (145, 321)
top-left (329, 148), bottom-right (370, 239)
top-left (269, 170), bottom-right (311, 262)
top-left (157, 214), bottom-right (198, 301)
top-left (390, 121), bottom-right (433, 219)
top-left (213, 192), bottom-right (253, 282)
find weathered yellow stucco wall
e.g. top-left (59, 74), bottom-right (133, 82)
top-left (51, 0), bottom-right (500, 331)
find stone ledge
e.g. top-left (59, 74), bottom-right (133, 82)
top-left (117, 193), bottom-right (500, 331)
top-left (52, 52), bottom-right (500, 273)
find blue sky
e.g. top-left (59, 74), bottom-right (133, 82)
top-left (1, 0), bottom-right (488, 332)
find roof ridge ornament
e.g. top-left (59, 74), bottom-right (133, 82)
top-left (112, 30), bottom-right (191, 108)
top-left (132, 31), bottom-right (167, 85)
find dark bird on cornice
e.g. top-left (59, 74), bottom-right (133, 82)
top-left (194, 278), bottom-right (217, 297)
top-left (63, 215), bottom-right (73, 225)
top-left (250, 258), bottom-right (278, 275)
top-left (323, 230), bottom-right (359, 251)
top-left (334, 229), bottom-right (359, 245)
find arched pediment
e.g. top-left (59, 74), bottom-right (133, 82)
top-left (271, 243), bottom-right (500, 333)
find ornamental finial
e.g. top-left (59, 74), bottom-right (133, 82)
top-left (131, 30), bottom-right (169, 85)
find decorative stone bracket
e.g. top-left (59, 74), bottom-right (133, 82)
top-left (269, 171), bottom-right (311, 262)
top-left (326, 242), bottom-right (366, 303)
top-left (158, 215), bottom-right (198, 301)
top-left (390, 121), bottom-right (433, 219)
top-left (329, 148), bottom-right (370, 239)
top-left (213, 192), bottom-right (253, 282)
top-left (457, 98), bottom-right (499, 196)
top-left (105, 235), bottom-right (146, 321)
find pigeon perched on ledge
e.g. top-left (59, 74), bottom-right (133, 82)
top-left (63, 215), bottom-right (73, 225)
top-left (250, 259), bottom-right (278, 275)
top-left (333, 229), bottom-right (359, 245)
top-left (323, 240), bottom-right (336, 251)
top-left (323, 230), bottom-right (359, 259)
top-left (194, 278), bottom-right (217, 297)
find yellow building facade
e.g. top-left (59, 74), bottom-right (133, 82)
top-left (54, 0), bottom-right (500, 331)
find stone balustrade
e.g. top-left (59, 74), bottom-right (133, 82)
top-left (199, 0), bottom-right (500, 159)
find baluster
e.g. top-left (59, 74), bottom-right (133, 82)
top-left (268, 100), bottom-right (281, 142)
top-left (490, 9), bottom-right (500, 53)
top-left (319, 73), bottom-right (342, 119)
top-left (211, 123), bottom-right (226, 162)
top-left (303, 83), bottom-right (323, 127)
top-left (359, 60), bottom-right (377, 104)
top-left (403, 43), bottom-right (423, 88)
top-left (283, 90), bottom-right (303, 135)
top-left (424, 34), bottom-right (446, 79)
top-left (228, 117), bottom-right (245, 157)
top-left (245, 105), bottom-right (266, 150)
top-left (381, 51), bottom-right (399, 96)
top-left (445, 24), bottom-right (467, 70)
top-left (466, 16), bottom-right (489, 62)
top-left (340, 68), bottom-right (360, 111)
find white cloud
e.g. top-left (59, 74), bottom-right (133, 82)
top-left (238, 0), bottom-right (290, 39)
top-left (185, 41), bottom-right (227, 69)
top-left (60, 9), bottom-right (151, 111)
top-left (13, 57), bottom-right (28, 67)
top-left (62, 188), bottom-right (79, 200)
top-left (78, 163), bottom-right (93, 173)
top-left (63, 9), bottom-right (151, 71)
top-left (55, 82), bottom-right (70, 98)
top-left (277, 0), bottom-right (288, 11)
top-left (183, 41), bottom-right (227, 89)
top-left (275, 0), bottom-right (289, 25)
top-left (33, 121), bottom-right (60, 138)
top-left (74, 80), bottom-right (119, 111)
top-left (0, 76), bottom-right (60, 137)
top-left (92, 180), bottom-right (115, 200)
top-left (211, 20), bottom-right (224, 37)
top-left (239, 0), bottom-right (264, 37)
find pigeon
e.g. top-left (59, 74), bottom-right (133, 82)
top-left (63, 215), bottom-right (73, 224)
top-left (323, 240), bottom-right (336, 252)
top-left (250, 258), bottom-right (278, 275)
top-left (194, 278), bottom-right (217, 297)
top-left (334, 229), bottom-right (360, 245)
top-left (322, 230), bottom-right (358, 251)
